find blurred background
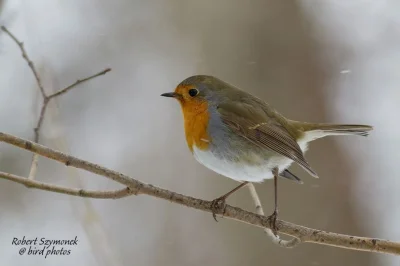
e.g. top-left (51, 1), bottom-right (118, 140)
top-left (0, 0), bottom-right (399, 265)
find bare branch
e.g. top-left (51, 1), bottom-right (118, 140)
top-left (48, 68), bottom-right (111, 99)
top-left (1, 25), bottom-right (111, 180)
top-left (34, 98), bottom-right (49, 142)
top-left (1, 26), bottom-right (46, 98)
top-left (0, 132), bottom-right (399, 255)
top-left (247, 183), bottom-right (301, 248)
top-left (0, 170), bottom-right (133, 199)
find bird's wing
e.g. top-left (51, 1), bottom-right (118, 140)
top-left (217, 102), bottom-right (318, 178)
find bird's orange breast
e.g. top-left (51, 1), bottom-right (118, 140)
top-left (180, 100), bottom-right (210, 152)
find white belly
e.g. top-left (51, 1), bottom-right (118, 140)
top-left (192, 139), bottom-right (310, 183)
top-left (193, 146), bottom-right (289, 182)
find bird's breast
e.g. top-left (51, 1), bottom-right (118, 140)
top-left (182, 101), bottom-right (211, 152)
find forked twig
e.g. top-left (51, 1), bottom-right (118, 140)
top-left (1, 25), bottom-right (110, 180)
top-left (0, 171), bottom-right (134, 199)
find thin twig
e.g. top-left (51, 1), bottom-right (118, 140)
top-left (0, 132), bottom-right (399, 255)
top-left (1, 25), bottom-right (110, 180)
top-left (34, 98), bottom-right (49, 143)
top-left (247, 183), bottom-right (300, 248)
top-left (48, 68), bottom-right (111, 99)
top-left (0, 170), bottom-right (134, 199)
top-left (1, 25), bottom-right (46, 98)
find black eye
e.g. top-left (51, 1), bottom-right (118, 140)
top-left (188, 88), bottom-right (198, 97)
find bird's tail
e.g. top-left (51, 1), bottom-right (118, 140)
top-left (289, 121), bottom-right (373, 142)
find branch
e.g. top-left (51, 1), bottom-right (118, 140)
top-left (0, 132), bottom-right (399, 255)
top-left (1, 25), bottom-right (111, 180)
top-left (247, 183), bottom-right (300, 248)
top-left (0, 171), bottom-right (134, 199)
top-left (1, 25), bottom-right (46, 97)
top-left (47, 68), bottom-right (111, 99)
top-left (1, 25), bottom-right (125, 263)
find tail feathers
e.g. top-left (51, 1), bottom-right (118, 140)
top-left (306, 124), bottom-right (373, 136)
top-left (318, 128), bottom-right (370, 137)
top-left (280, 169), bottom-right (303, 184)
top-left (289, 121), bottom-right (373, 142)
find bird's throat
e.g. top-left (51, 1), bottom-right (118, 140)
top-left (181, 100), bottom-right (210, 152)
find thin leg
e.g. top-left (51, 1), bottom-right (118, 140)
top-left (218, 181), bottom-right (249, 200)
top-left (268, 168), bottom-right (279, 235)
top-left (210, 181), bottom-right (249, 221)
top-left (274, 168), bottom-right (278, 215)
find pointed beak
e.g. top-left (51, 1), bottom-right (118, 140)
top-left (161, 92), bottom-right (178, 98)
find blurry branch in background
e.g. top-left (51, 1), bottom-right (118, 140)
top-left (247, 183), bottom-right (300, 248)
top-left (1, 26), bottom-right (400, 256)
top-left (0, 25), bottom-right (110, 181)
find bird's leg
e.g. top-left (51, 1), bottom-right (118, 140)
top-left (267, 168), bottom-right (279, 235)
top-left (211, 181), bottom-right (249, 222)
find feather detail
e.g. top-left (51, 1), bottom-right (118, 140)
top-left (217, 102), bottom-right (319, 178)
top-left (288, 120), bottom-right (373, 142)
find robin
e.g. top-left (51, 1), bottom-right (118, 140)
top-left (161, 75), bottom-right (372, 229)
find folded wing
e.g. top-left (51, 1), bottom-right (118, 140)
top-left (217, 102), bottom-right (318, 178)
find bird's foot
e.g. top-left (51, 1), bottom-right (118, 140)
top-left (267, 210), bottom-right (279, 236)
top-left (210, 196), bottom-right (227, 222)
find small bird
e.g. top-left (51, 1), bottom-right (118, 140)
top-left (161, 75), bottom-right (372, 228)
